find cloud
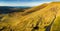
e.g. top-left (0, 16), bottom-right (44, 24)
top-left (0, 1), bottom-right (51, 6)
top-left (19, 2), bottom-right (51, 6)
top-left (52, 0), bottom-right (60, 2)
top-left (0, 0), bottom-right (51, 2)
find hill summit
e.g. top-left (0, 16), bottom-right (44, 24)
top-left (0, 2), bottom-right (60, 31)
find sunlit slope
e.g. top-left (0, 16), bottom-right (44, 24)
top-left (23, 3), bottom-right (48, 15)
top-left (0, 12), bottom-right (24, 26)
top-left (15, 2), bottom-right (60, 31)
top-left (0, 2), bottom-right (60, 31)
top-left (13, 2), bottom-right (60, 31)
top-left (50, 2), bottom-right (60, 31)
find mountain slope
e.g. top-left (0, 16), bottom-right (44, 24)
top-left (14, 2), bottom-right (60, 31)
top-left (23, 3), bottom-right (48, 15)
top-left (0, 2), bottom-right (60, 31)
top-left (15, 2), bottom-right (57, 31)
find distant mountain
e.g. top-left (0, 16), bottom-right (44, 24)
top-left (0, 6), bottom-right (31, 14)
top-left (0, 6), bottom-right (31, 8)
top-left (13, 6), bottom-right (31, 8)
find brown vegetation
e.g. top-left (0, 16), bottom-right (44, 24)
top-left (0, 2), bottom-right (60, 31)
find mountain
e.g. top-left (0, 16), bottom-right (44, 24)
top-left (0, 2), bottom-right (60, 31)
top-left (23, 3), bottom-right (48, 15)
top-left (0, 6), bottom-right (31, 14)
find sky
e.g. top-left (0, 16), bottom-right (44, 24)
top-left (0, 0), bottom-right (57, 6)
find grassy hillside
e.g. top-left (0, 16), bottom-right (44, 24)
top-left (23, 3), bottom-right (48, 15)
top-left (0, 2), bottom-right (60, 31)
